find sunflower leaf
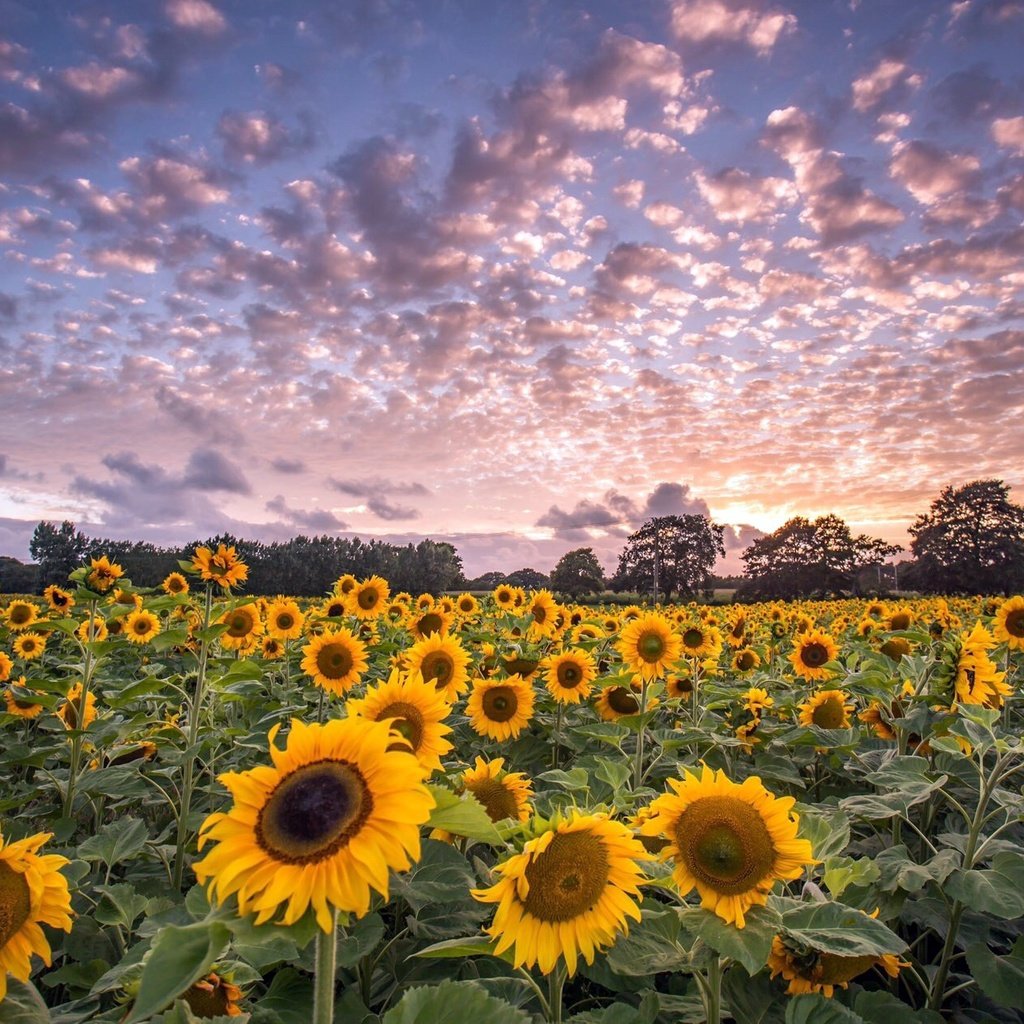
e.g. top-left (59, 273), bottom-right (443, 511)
top-left (677, 905), bottom-right (780, 976)
top-left (382, 980), bottom-right (531, 1024)
top-left (946, 853), bottom-right (1024, 920)
top-left (784, 994), bottom-right (865, 1024)
top-left (774, 900), bottom-right (907, 956)
top-left (965, 937), bottom-right (1024, 1010)
top-left (425, 785), bottom-right (505, 844)
top-left (0, 978), bottom-right (51, 1024)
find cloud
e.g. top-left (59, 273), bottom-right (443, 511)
top-left (164, 0), bottom-right (228, 36)
top-left (265, 495), bottom-right (347, 531)
top-left (270, 457), bottom-right (306, 474)
top-left (118, 152), bottom-right (231, 221)
top-left (695, 167), bottom-right (797, 223)
top-left (668, 0), bottom-right (796, 54)
top-left (328, 477), bottom-right (429, 521)
top-left (890, 140), bottom-right (980, 204)
top-left (992, 115), bottom-right (1024, 154)
top-left (216, 109), bottom-right (315, 165)
top-left (851, 57), bottom-right (922, 113)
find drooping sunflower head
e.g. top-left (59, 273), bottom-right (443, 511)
top-left (798, 689), bottom-right (853, 730)
top-left (617, 612), bottom-right (682, 680)
top-left (858, 700), bottom-right (899, 741)
top-left (887, 607), bottom-right (915, 632)
top-left (13, 632), bottom-right (46, 661)
top-left (182, 972), bottom-right (244, 1018)
top-left (460, 756), bottom-right (533, 823)
top-left (43, 586), bottom-right (74, 612)
top-left (124, 609), bottom-right (161, 645)
top-left (788, 629), bottom-right (839, 681)
top-left (664, 672), bottom-right (694, 700)
top-left (878, 636), bottom-right (912, 663)
top-left (219, 603), bottom-right (265, 651)
top-left (76, 616), bottom-right (108, 644)
top-left (467, 675), bottom-right (535, 741)
top-left (541, 649), bottom-right (598, 704)
top-left (4, 679), bottom-right (47, 719)
top-left (3, 600), bottom-right (39, 632)
top-left (405, 632), bottom-right (471, 701)
top-left (266, 599), bottom-right (305, 640)
top-left (299, 628), bottom-right (368, 696)
top-left (348, 576), bottom-right (390, 620)
top-left (58, 682), bottom-right (98, 731)
top-left (161, 572), bottom-right (190, 596)
top-left (994, 595), bottom-right (1024, 651)
top-left (768, 931), bottom-right (906, 999)
top-left (640, 766), bottom-right (815, 928)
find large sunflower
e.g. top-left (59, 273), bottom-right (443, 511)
top-left (348, 576), bottom-right (390, 621)
top-left (617, 612), bottom-right (682, 680)
top-left (542, 649), bottom-right (597, 704)
top-left (194, 717), bottom-right (434, 929)
top-left (347, 669), bottom-right (453, 774)
top-left (43, 585), bottom-right (74, 612)
top-left (679, 622), bottom-right (720, 660)
top-left (993, 595), bottom-right (1024, 651)
top-left (0, 830), bottom-right (74, 1001)
top-left (954, 622), bottom-right (1010, 708)
top-left (460, 757), bottom-right (533, 823)
top-left (472, 812), bottom-right (646, 975)
top-left (300, 629), bottom-right (368, 695)
top-left (596, 684), bottom-right (642, 721)
top-left (404, 633), bottom-right (470, 702)
top-left (788, 629), bottom-right (838, 682)
top-left (467, 676), bottom-right (535, 741)
top-left (265, 600), bottom-right (305, 641)
top-left (191, 544), bottom-right (248, 590)
top-left (798, 689), bottom-right (853, 730)
top-left (640, 765), bottom-right (814, 928)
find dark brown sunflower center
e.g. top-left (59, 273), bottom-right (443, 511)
top-left (459, 598), bottom-right (474, 611)
top-left (880, 638), bottom-right (911, 662)
top-left (638, 631), bottom-right (666, 662)
top-left (132, 617), bottom-right (152, 635)
top-left (482, 686), bottom-right (518, 722)
top-left (816, 952), bottom-right (882, 985)
top-left (675, 796), bottom-right (776, 895)
top-left (417, 613), bottom-right (443, 636)
top-left (357, 589), bottom-right (379, 610)
top-left (316, 642), bottom-right (354, 680)
top-left (682, 628), bottom-right (704, 650)
top-left (13, 696), bottom-right (40, 710)
top-left (811, 696), bottom-right (846, 729)
top-left (256, 759), bottom-right (373, 864)
top-left (168, 577), bottom-right (185, 593)
top-left (1004, 609), bottom-right (1024, 638)
top-left (496, 590), bottom-right (511, 604)
top-left (226, 611), bottom-right (255, 637)
top-left (184, 976), bottom-right (239, 1017)
top-left (669, 676), bottom-right (693, 697)
top-left (532, 604), bottom-right (547, 623)
top-left (736, 652), bottom-right (756, 671)
top-left (62, 695), bottom-right (84, 729)
top-left (0, 862), bottom-right (32, 948)
top-left (607, 687), bottom-right (640, 715)
top-left (420, 650), bottom-right (453, 685)
top-left (326, 601), bottom-right (345, 617)
top-left (340, 580), bottom-right (356, 594)
top-left (19, 638), bottom-right (39, 652)
top-left (8, 605), bottom-right (33, 626)
top-left (556, 662), bottom-right (583, 688)
top-left (890, 613), bottom-right (911, 631)
top-left (521, 831), bottom-right (610, 922)
top-left (276, 613), bottom-right (295, 630)
top-left (799, 642), bottom-right (829, 668)
top-left (379, 700), bottom-right (425, 753)
top-left (467, 778), bottom-right (520, 822)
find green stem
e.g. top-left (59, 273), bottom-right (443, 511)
top-left (317, 686), bottom-right (326, 724)
top-left (516, 969), bottom-right (550, 1019)
top-left (314, 910), bottom-right (339, 1024)
top-left (63, 598), bottom-right (98, 820)
top-left (547, 962), bottom-right (568, 1024)
top-left (172, 583), bottom-right (214, 891)
top-left (633, 680), bottom-right (648, 789)
top-left (552, 702), bottom-right (563, 768)
top-left (703, 956), bottom-right (723, 1024)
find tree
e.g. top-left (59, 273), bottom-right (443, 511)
top-left (738, 514), bottom-right (900, 600)
top-left (29, 520), bottom-right (89, 588)
top-left (610, 515), bottom-right (725, 601)
top-left (908, 480), bottom-right (1024, 594)
top-left (504, 567), bottom-right (549, 590)
top-left (549, 547), bottom-right (606, 597)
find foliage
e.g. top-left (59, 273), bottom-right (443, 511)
top-left (549, 547), bottom-right (606, 597)
top-left (29, 520), bottom-right (89, 588)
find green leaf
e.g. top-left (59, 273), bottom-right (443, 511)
top-left (426, 785), bottom-right (504, 844)
top-left (94, 883), bottom-right (149, 930)
top-left (853, 991), bottom-right (942, 1024)
top-left (722, 967), bottom-right (786, 1024)
top-left (123, 920), bottom-right (231, 1024)
top-left (258, 967), bottom-right (314, 1024)
top-left (796, 806), bottom-right (850, 861)
top-left (77, 817), bottom-right (149, 868)
top-left (870, 846), bottom-right (958, 895)
top-left (677, 904), bottom-right (780, 976)
top-left (382, 980), bottom-right (532, 1024)
top-left (391, 839), bottom-right (479, 912)
top-left (415, 935), bottom-right (508, 960)
top-left (336, 912), bottom-right (386, 968)
top-left (785, 994), bottom-right (864, 1024)
top-left (946, 853), bottom-right (1024, 919)
top-left (605, 904), bottom-right (691, 976)
top-left (0, 978), bottom-right (51, 1024)
top-left (776, 901), bottom-right (906, 956)
top-left (822, 857), bottom-right (880, 899)
top-left (966, 938), bottom-right (1024, 1010)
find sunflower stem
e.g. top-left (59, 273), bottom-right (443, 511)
top-left (172, 582), bottom-right (214, 891)
top-left (317, 686), bottom-right (326, 724)
top-left (63, 598), bottom-right (98, 821)
top-left (314, 909), bottom-right (339, 1024)
top-left (547, 961), bottom-right (568, 1024)
top-left (702, 955), bottom-right (723, 1024)
top-left (633, 680), bottom-right (649, 789)
top-left (552, 702), bottom-right (563, 768)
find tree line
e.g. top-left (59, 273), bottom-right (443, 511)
top-left (7, 479), bottom-right (1024, 600)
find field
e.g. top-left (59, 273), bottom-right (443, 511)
top-left (1, 551), bottom-right (1023, 1024)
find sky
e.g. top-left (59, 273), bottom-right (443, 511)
top-left (0, 0), bottom-right (1022, 579)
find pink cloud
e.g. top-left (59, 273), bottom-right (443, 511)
top-left (669, 0), bottom-right (796, 54)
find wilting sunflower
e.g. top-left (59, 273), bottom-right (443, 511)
top-left (58, 683), bottom-right (97, 730)
top-left (405, 633), bottom-right (470, 702)
top-left (798, 689), bottom-right (853, 730)
top-left (0, 830), bottom-right (74, 1002)
top-left (526, 590), bottom-right (559, 640)
top-left (4, 680), bottom-right (46, 719)
top-left (617, 612), bottom-right (682, 681)
top-left (467, 675), bottom-right (535, 741)
top-left (3, 600), bottom-right (39, 632)
top-left (265, 600), bottom-right (305, 641)
top-left (542, 649), bottom-right (597, 703)
top-left (596, 684), bottom-right (642, 721)
top-left (993, 595), bottom-right (1024, 651)
top-left (43, 586), bottom-right (74, 613)
top-left (191, 544), bottom-right (248, 590)
top-left (194, 717), bottom-right (434, 929)
top-left (789, 629), bottom-right (839, 682)
top-left (181, 972), bottom-right (244, 1018)
top-left (640, 765), bottom-right (815, 928)
top-left (300, 628), bottom-right (368, 695)
top-left (87, 555), bottom-right (124, 593)
top-left (76, 616), bottom-right (108, 644)
top-left (743, 687), bottom-right (774, 715)
top-left (769, 929), bottom-right (906, 998)
top-left (110, 588), bottom-right (142, 613)
top-left (348, 576), bottom-right (390, 620)
top-left (13, 633), bottom-right (45, 661)
top-left (887, 606), bottom-right (915, 632)
top-left (732, 648), bottom-right (761, 673)
top-left (348, 669), bottom-right (453, 774)
top-left (219, 603), bottom-right (265, 652)
top-left (161, 572), bottom-right (190, 596)
top-left (407, 607), bottom-right (452, 641)
top-left (859, 700), bottom-right (898, 741)
top-left (124, 609), bottom-right (161, 645)
top-left (472, 812), bottom-right (646, 975)
top-left (0, 652), bottom-right (11, 683)
top-left (460, 757), bottom-right (533, 823)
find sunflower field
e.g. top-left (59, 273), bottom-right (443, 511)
top-left (2, 549), bottom-right (1024, 1024)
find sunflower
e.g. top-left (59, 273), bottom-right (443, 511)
top-left (58, 683), bottom-right (97, 730)
top-left (2, 601), bottom-right (39, 632)
top-left (335, 573), bottom-right (358, 597)
top-left (993, 595), bottom-right (1024, 651)
top-left (501, 655), bottom-right (540, 681)
top-left (300, 629), bottom-right (368, 695)
top-left (0, 652), bottom-right (11, 683)
top-left (348, 576), bottom-right (390, 620)
top-left (572, 623), bottom-right (603, 643)
top-left (679, 622), bottom-right (720, 660)
top-left (542, 649), bottom-right (597, 703)
top-left (596, 684), bottom-right (642, 721)
top-left (472, 812), bottom-right (646, 975)
top-left (789, 629), bottom-right (838, 682)
top-left (726, 614), bottom-right (747, 646)
top-left (617, 612), bottom-right (682, 680)
top-left (404, 633), bottom-right (471, 701)
top-left (414, 593), bottom-right (435, 612)
top-left (768, 931), bottom-right (906, 998)
top-left (162, 572), bottom-right (190, 596)
top-left (86, 555), bottom-right (124, 593)
top-left (732, 648), bottom-right (761, 673)
top-left (743, 688), bottom-right (774, 715)
top-left (348, 669), bottom-right (453, 773)
top-left (492, 584), bottom-right (516, 611)
top-left (640, 765), bottom-right (815, 928)
top-left (320, 595), bottom-right (348, 620)
top-left (191, 544), bottom-right (248, 590)
top-left (43, 586), bottom-right (74, 612)
top-left (455, 593), bottom-right (479, 617)
top-left (12, 633), bottom-right (45, 661)
top-left (124, 609), bottom-right (161, 645)
top-left (887, 607), bottom-right (914, 632)
top-left (407, 607), bottom-right (452, 641)
top-left (194, 717), bottom-right (434, 929)
top-left (878, 636), bottom-right (912, 663)
top-left (954, 622), bottom-right (1010, 708)
top-left (76, 616), bottom-right (108, 644)
top-left (182, 972), bottom-right (244, 1018)
top-left (858, 700), bottom-right (898, 741)
top-left (219, 603), bottom-right (264, 652)
top-left (110, 588), bottom-right (142, 612)
top-left (265, 600), bottom-right (304, 641)
top-left (601, 614), bottom-right (621, 635)
top-left (664, 673), bottom-right (694, 700)
top-left (261, 637), bottom-right (285, 660)
top-left (4, 679), bottom-right (46, 719)
top-left (467, 675), bottom-right (535, 741)
top-left (798, 690), bottom-right (853, 730)
top-left (525, 590), bottom-right (559, 640)
top-left (460, 757), bottom-right (533, 822)
top-left (0, 830), bottom-right (74, 1002)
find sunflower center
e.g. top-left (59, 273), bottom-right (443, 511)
top-left (326, 601), bottom-right (346, 617)
top-left (683, 628), bottom-right (704, 650)
top-left (503, 658), bottom-right (538, 678)
top-left (482, 686), bottom-right (518, 722)
top-left (358, 589), bottom-right (379, 610)
top-left (379, 700), bottom-right (425, 753)
top-left (276, 613), bottom-right (295, 630)
top-left (418, 613), bottom-right (443, 636)
top-left (811, 696), bottom-right (846, 729)
top-left (800, 642), bottom-right (829, 668)
top-left (227, 611), bottom-right (255, 638)
top-left (256, 759), bottom-right (373, 865)
top-left (556, 662), bottom-right (582, 688)
top-left (607, 687), bottom-right (640, 714)
top-left (0, 861), bottom-right (32, 948)
top-left (737, 652), bottom-right (756, 671)
top-left (459, 598), bottom-right (474, 611)
top-left (1005, 609), bottom-right (1024, 638)
top-left (133, 618), bottom-right (151, 636)
top-left (168, 578), bottom-right (185, 593)
top-left (521, 831), bottom-right (610, 922)
top-left (467, 778), bottom-right (520, 822)
top-left (316, 642), bottom-right (354, 680)
top-left (184, 977), bottom-right (237, 1018)
top-left (533, 605), bottom-right (547, 623)
top-left (420, 651), bottom-right (453, 686)
top-left (9, 605), bottom-right (33, 626)
top-left (676, 796), bottom-right (776, 895)
top-left (638, 632), bottom-right (666, 662)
